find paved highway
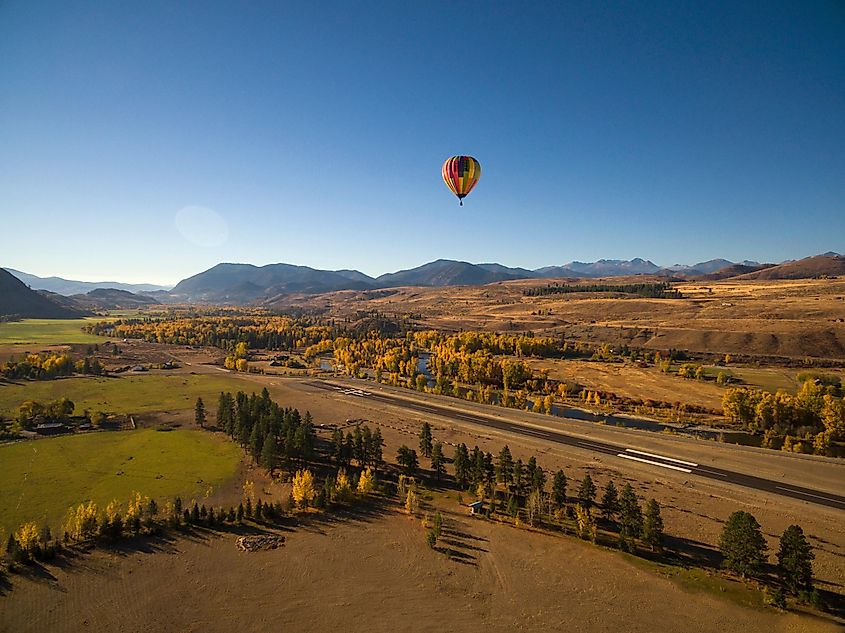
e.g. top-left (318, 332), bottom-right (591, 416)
top-left (309, 380), bottom-right (845, 512)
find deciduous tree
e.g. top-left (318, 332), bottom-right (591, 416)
top-left (291, 469), bottom-right (316, 509)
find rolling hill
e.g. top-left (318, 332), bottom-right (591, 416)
top-left (699, 263), bottom-right (774, 281)
top-left (733, 254), bottom-right (845, 280)
top-left (375, 260), bottom-right (529, 287)
top-left (70, 288), bottom-right (162, 310)
top-left (0, 269), bottom-right (88, 318)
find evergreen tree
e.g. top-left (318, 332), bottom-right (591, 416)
top-left (396, 445), bottom-right (418, 475)
top-left (577, 474), bottom-right (597, 508)
top-left (511, 459), bottom-right (525, 497)
top-left (419, 422), bottom-right (433, 458)
top-left (330, 428), bottom-right (345, 464)
top-left (245, 497), bottom-right (253, 518)
top-left (618, 484), bottom-right (643, 547)
top-left (249, 424), bottom-right (262, 462)
top-left (370, 428), bottom-right (384, 467)
top-left (430, 441), bottom-right (445, 481)
top-left (191, 502), bottom-right (200, 523)
top-left (601, 481), bottom-right (619, 521)
top-left (216, 392), bottom-right (233, 434)
top-left (552, 470), bottom-right (567, 508)
top-left (195, 397), bottom-right (206, 428)
top-left (260, 434), bottom-right (276, 472)
top-left (531, 463), bottom-right (546, 493)
top-left (525, 456), bottom-right (538, 486)
top-left (719, 511), bottom-right (767, 578)
top-left (453, 443), bottom-right (470, 488)
top-left (777, 524), bottom-right (814, 594)
top-left (237, 502), bottom-right (244, 522)
top-left (496, 445), bottom-right (514, 487)
top-left (484, 452), bottom-right (495, 486)
top-left (642, 499), bottom-right (664, 551)
top-left (469, 446), bottom-right (483, 485)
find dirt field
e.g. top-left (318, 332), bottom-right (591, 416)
top-left (529, 357), bottom-right (729, 409)
top-left (270, 277), bottom-right (845, 361)
top-left (1, 507), bottom-right (837, 633)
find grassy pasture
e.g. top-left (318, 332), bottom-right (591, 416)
top-left (0, 373), bottom-right (252, 416)
top-left (0, 428), bottom-right (242, 535)
top-left (0, 318), bottom-right (106, 345)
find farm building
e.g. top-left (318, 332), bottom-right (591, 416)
top-left (35, 422), bottom-right (67, 435)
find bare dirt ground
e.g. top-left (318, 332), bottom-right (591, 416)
top-left (270, 277), bottom-right (845, 360)
top-left (1, 507), bottom-right (838, 633)
top-left (529, 357), bottom-right (729, 409)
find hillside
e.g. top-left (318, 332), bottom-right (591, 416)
top-left (700, 263), bottom-right (774, 281)
top-left (375, 259), bottom-right (529, 287)
top-left (734, 254), bottom-right (845, 280)
top-left (70, 288), bottom-right (162, 310)
top-left (170, 263), bottom-right (374, 302)
top-left (0, 269), bottom-right (87, 319)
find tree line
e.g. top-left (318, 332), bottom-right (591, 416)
top-left (722, 380), bottom-right (844, 455)
top-left (523, 282), bottom-right (683, 299)
top-left (1, 352), bottom-right (105, 380)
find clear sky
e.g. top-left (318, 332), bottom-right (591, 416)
top-left (1, 1), bottom-right (843, 284)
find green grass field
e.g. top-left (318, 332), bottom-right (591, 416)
top-left (0, 428), bottom-right (242, 535)
top-left (0, 373), bottom-right (254, 416)
top-left (0, 318), bottom-right (107, 345)
top-left (703, 365), bottom-right (845, 393)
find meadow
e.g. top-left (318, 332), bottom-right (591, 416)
top-left (0, 428), bottom-right (242, 535)
top-left (0, 318), bottom-right (107, 345)
top-left (0, 372), bottom-right (253, 416)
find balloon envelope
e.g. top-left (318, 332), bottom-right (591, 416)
top-left (442, 156), bottom-right (481, 205)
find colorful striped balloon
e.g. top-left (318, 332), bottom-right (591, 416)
top-left (442, 155), bottom-right (481, 205)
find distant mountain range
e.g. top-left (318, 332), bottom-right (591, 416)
top-left (4, 253), bottom-right (842, 308)
top-left (2, 268), bottom-right (171, 295)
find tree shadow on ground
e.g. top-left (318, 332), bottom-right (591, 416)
top-left (0, 570), bottom-right (12, 596)
top-left (293, 496), bottom-right (393, 535)
top-left (435, 513), bottom-right (491, 566)
top-left (660, 534), bottom-right (722, 571)
top-left (436, 545), bottom-right (477, 566)
top-left (7, 560), bottom-right (59, 587)
top-left (439, 537), bottom-right (488, 554)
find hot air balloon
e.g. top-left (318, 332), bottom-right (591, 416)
top-left (442, 155), bottom-right (481, 205)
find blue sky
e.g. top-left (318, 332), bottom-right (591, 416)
top-left (1, 1), bottom-right (843, 284)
